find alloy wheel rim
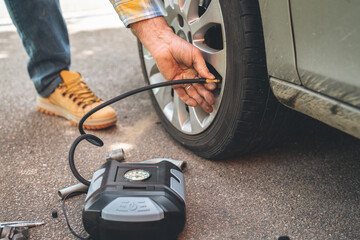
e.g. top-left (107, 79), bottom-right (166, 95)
top-left (142, 0), bottom-right (226, 135)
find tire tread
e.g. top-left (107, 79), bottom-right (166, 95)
top-left (211, 0), bottom-right (297, 158)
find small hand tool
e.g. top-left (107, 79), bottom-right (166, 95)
top-left (0, 222), bottom-right (44, 229)
top-left (0, 221), bottom-right (44, 240)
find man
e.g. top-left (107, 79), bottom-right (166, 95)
top-left (4, 0), bottom-right (216, 129)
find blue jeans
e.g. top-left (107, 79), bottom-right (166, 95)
top-left (4, 0), bottom-right (71, 97)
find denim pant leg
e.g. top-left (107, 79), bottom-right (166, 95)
top-left (4, 0), bottom-right (71, 97)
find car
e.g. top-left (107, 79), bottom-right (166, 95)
top-left (137, 0), bottom-right (360, 159)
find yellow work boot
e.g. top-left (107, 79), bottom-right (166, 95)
top-left (37, 70), bottom-right (117, 129)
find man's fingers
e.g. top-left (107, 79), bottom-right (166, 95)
top-left (192, 83), bottom-right (216, 106)
top-left (174, 86), bottom-right (213, 113)
top-left (185, 85), bottom-right (213, 113)
top-left (174, 88), bottom-right (197, 107)
top-left (204, 82), bottom-right (217, 91)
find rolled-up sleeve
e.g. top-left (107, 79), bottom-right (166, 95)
top-left (109, 0), bottom-right (164, 27)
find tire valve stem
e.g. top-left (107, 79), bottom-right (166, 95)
top-left (206, 79), bottom-right (221, 83)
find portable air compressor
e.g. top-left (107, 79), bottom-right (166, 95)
top-left (66, 78), bottom-right (220, 239)
top-left (82, 159), bottom-right (186, 240)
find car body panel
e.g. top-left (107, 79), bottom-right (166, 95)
top-left (260, 0), bottom-right (360, 138)
top-left (270, 77), bottom-right (360, 138)
top-left (290, 0), bottom-right (360, 108)
top-left (258, 0), bottom-right (301, 85)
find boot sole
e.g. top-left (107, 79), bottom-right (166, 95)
top-left (37, 99), bottom-right (117, 130)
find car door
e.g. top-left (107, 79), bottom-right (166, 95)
top-left (289, 0), bottom-right (360, 108)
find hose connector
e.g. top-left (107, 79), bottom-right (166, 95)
top-left (206, 79), bottom-right (221, 83)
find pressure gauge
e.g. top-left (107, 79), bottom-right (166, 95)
top-left (124, 169), bottom-right (151, 181)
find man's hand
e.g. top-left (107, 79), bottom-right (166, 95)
top-left (130, 17), bottom-right (216, 113)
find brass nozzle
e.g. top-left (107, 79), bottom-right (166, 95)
top-left (206, 79), bottom-right (221, 83)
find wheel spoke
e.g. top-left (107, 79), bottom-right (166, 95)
top-left (149, 73), bottom-right (171, 109)
top-left (164, 0), bottom-right (175, 9)
top-left (149, 72), bottom-right (164, 84)
top-left (156, 0), bottom-right (168, 15)
top-left (181, 0), bottom-right (199, 22)
top-left (172, 94), bottom-right (189, 130)
top-left (188, 106), bottom-right (206, 133)
top-left (155, 85), bottom-right (173, 109)
top-left (143, 53), bottom-right (158, 78)
top-left (171, 94), bottom-right (183, 129)
top-left (163, 102), bottom-right (174, 121)
top-left (189, 0), bottom-right (222, 34)
top-left (197, 46), bottom-right (226, 77)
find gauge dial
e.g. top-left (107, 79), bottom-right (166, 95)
top-left (124, 169), bottom-right (151, 181)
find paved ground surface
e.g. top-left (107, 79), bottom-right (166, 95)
top-left (1, 10), bottom-right (360, 240)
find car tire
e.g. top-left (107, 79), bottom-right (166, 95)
top-left (138, 0), bottom-right (295, 159)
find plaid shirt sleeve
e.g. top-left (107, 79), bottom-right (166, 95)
top-left (109, 0), bottom-right (164, 27)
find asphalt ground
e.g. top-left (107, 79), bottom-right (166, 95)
top-left (1, 14), bottom-right (360, 240)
